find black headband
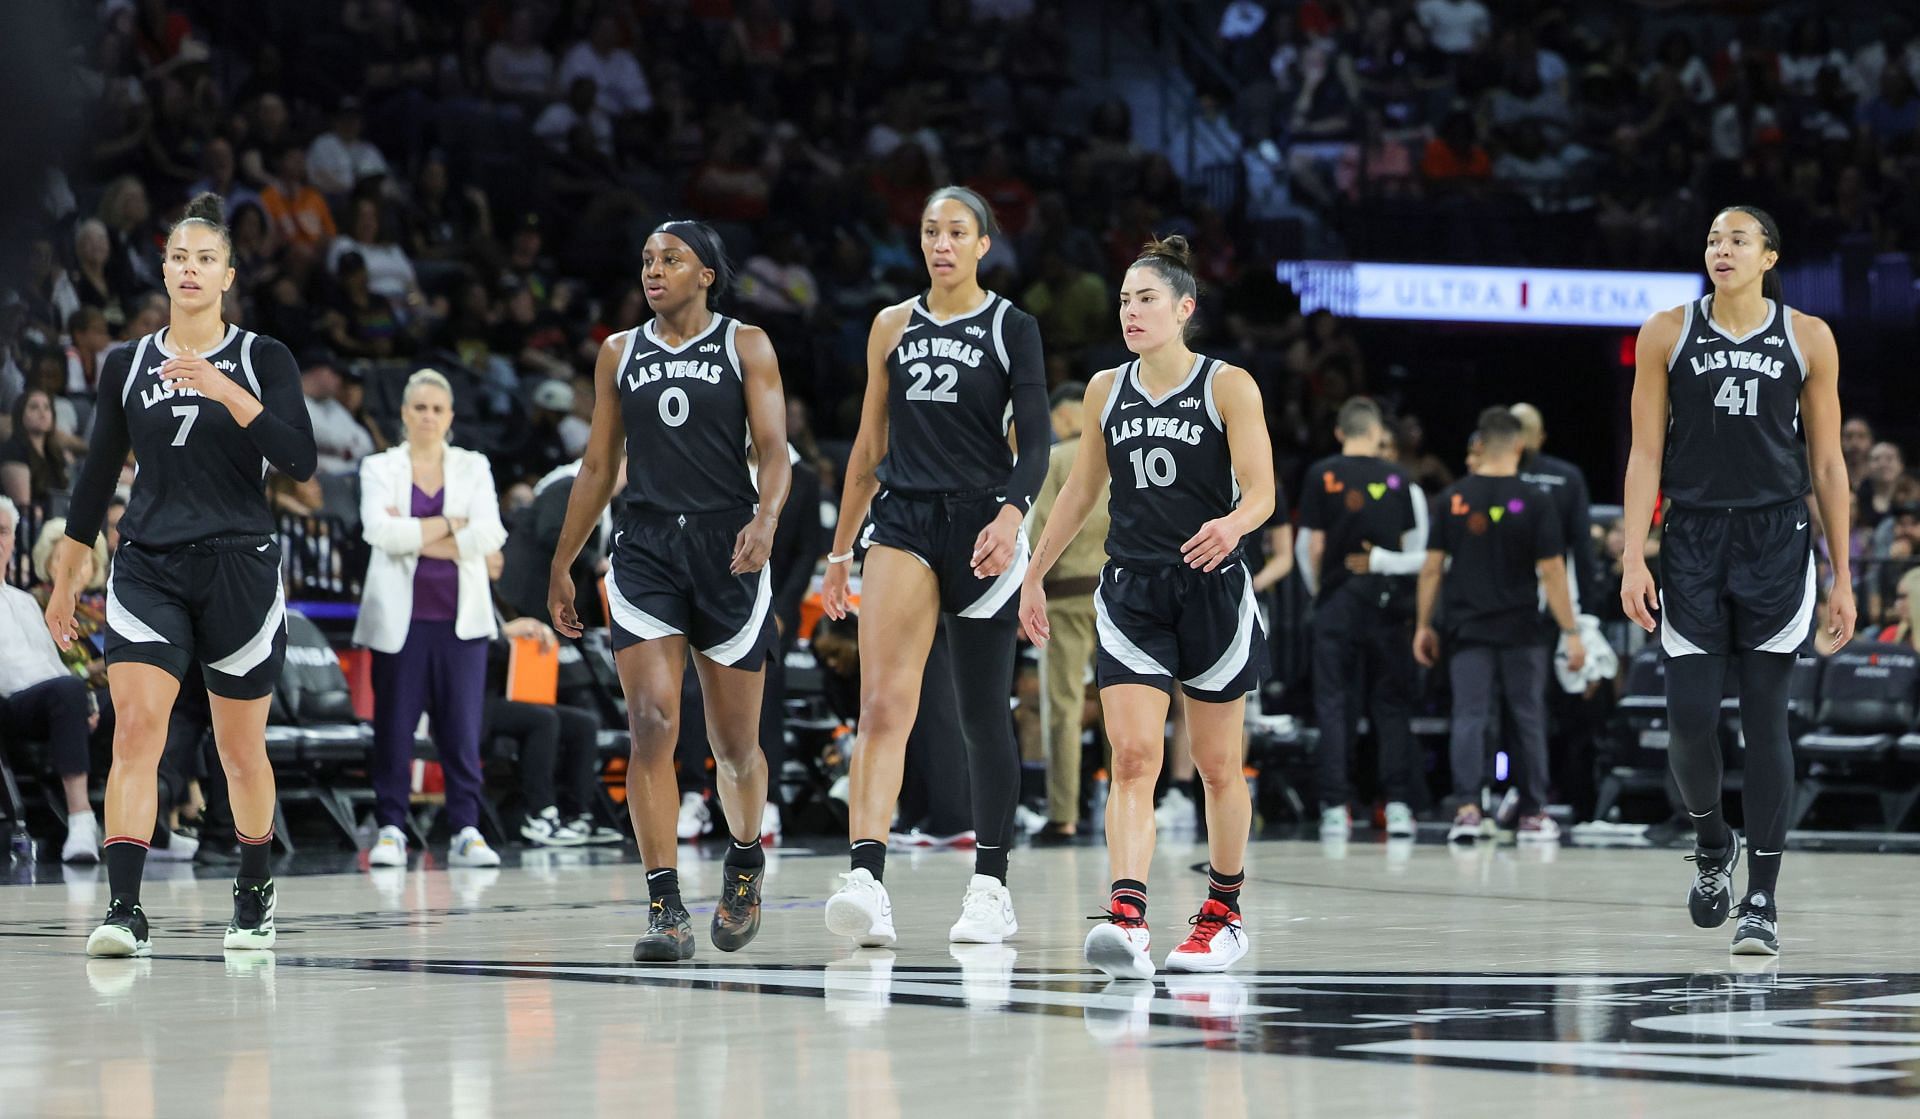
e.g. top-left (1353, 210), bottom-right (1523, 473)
top-left (651, 220), bottom-right (731, 304)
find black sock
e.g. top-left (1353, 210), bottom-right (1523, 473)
top-left (237, 828), bottom-right (272, 884)
top-left (1207, 866), bottom-right (1245, 913)
top-left (646, 868), bottom-right (681, 906)
top-left (1747, 848), bottom-right (1782, 900)
top-left (973, 843), bottom-right (1008, 884)
top-left (850, 839), bottom-right (886, 882)
top-left (105, 837), bottom-right (149, 908)
top-left (1110, 878), bottom-right (1147, 921)
top-left (1688, 806), bottom-right (1731, 850)
top-left (150, 821), bottom-right (171, 849)
top-left (726, 838), bottom-right (765, 871)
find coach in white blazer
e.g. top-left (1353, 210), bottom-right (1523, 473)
top-left (355, 369), bottom-right (508, 870)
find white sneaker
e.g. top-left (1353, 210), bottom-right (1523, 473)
top-left (449, 827), bottom-right (501, 868)
top-left (1013, 803), bottom-right (1048, 836)
top-left (824, 868), bottom-right (896, 947)
top-left (760, 803), bottom-right (782, 846)
top-left (1164, 900), bottom-right (1248, 972)
top-left (1319, 804), bottom-right (1351, 839)
top-left (1517, 814), bottom-right (1562, 844)
top-left (1085, 919), bottom-right (1155, 979)
top-left (1384, 801), bottom-right (1416, 839)
top-left (948, 874), bottom-right (1018, 944)
top-left (521, 806), bottom-right (588, 847)
top-left (367, 825), bottom-right (408, 867)
top-left (148, 829), bottom-right (200, 863)
top-left (677, 792), bottom-right (712, 841)
top-left (569, 814), bottom-right (625, 845)
top-left (61, 812), bottom-right (100, 864)
top-left (1155, 786), bottom-right (1197, 831)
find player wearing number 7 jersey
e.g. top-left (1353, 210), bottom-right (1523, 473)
top-left (1620, 206), bottom-right (1854, 958)
top-left (1020, 235), bottom-right (1276, 979)
top-left (549, 220), bottom-right (791, 963)
top-left (45, 192), bottom-right (317, 959)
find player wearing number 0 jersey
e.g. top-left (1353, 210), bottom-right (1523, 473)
top-left (1621, 205), bottom-right (1853, 958)
top-left (45, 193), bottom-right (317, 960)
top-left (548, 220), bottom-right (791, 964)
top-left (1021, 235), bottom-right (1276, 980)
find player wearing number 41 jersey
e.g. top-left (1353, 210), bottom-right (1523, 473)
top-left (1022, 235), bottom-right (1276, 980)
top-left (1622, 205), bottom-right (1854, 958)
top-left (549, 220), bottom-right (792, 964)
top-left (44, 193), bottom-right (317, 961)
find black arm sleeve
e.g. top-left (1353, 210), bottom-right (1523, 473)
top-left (64, 347), bottom-right (134, 546)
top-left (1003, 313), bottom-right (1049, 514)
top-left (243, 339), bottom-right (318, 481)
top-left (772, 462), bottom-right (823, 631)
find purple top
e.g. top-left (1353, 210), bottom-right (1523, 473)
top-left (411, 484), bottom-right (460, 621)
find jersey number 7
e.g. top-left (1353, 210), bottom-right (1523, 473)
top-left (170, 405), bottom-right (199, 446)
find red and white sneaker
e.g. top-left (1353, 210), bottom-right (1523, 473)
top-left (1085, 915), bottom-right (1155, 980)
top-left (1164, 899), bottom-right (1248, 973)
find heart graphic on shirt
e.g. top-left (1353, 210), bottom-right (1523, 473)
top-left (1367, 483), bottom-right (1387, 500)
top-left (1489, 507), bottom-right (1505, 523)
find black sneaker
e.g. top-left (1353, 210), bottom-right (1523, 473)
top-left (710, 866), bottom-right (765, 953)
top-left (633, 898), bottom-right (695, 962)
top-left (1730, 890), bottom-right (1779, 956)
top-left (1685, 831), bottom-right (1740, 928)
top-left (224, 879), bottom-right (277, 950)
top-left (86, 898), bottom-right (152, 958)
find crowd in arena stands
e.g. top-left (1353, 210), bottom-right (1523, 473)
top-left (1194, 0), bottom-right (1920, 268)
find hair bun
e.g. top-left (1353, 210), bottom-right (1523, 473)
top-left (184, 192), bottom-right (225, 225)
top-left (1139, 234), bottom-right (1195, 274)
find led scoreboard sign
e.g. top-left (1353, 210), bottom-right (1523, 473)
top-left (1275, 260), bottom-right (1706, 328)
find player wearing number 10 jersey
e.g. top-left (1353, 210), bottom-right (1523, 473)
top-left (1621, 205), bottom-right (1853, 959)
top-left (548, 220), bottom-right (791, 964)
top-left (1020, 236), bottom-right (1276, 980)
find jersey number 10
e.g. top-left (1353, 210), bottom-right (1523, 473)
top-left (1129, 446), bottom-right (1177, 489)
top-left (1714, 377), bottom-right (1760, 417)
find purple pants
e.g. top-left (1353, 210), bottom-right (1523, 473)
top-left (371, 621), bottom-right (488, 831)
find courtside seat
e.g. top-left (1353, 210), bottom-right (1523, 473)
top-left (1596, 647), bottom-right (1671, 821)
top-left (1790, 642), bottom-right (1915, 830)
top-left (273, 610), bottom-right (377, 847)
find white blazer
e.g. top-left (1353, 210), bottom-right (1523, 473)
top-left (353, 444), bottom-right (508, 653)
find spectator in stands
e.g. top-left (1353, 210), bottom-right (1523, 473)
top-left (555, 13), bottom-right (652, 120)
top-left (534, 77), bottom-right (613, 157)
top-left (1858, 440), bottom-right (1907, 529)
top-left (0, 497), bottom-right (99, 863)
top-left (1026, 382), bottom-right (1106, 843)
top-left (1416, 0), bottom-right (1490, 56)
top-left (329, 196), bottom-right (422, 306)
top-left (64, 307), bottom-right (113, 398)
top-left (307, 97), bottom-right (391, 201)
top-left (300, 348), bottom-right (374, 476)
top-left (1421, 109), bottom-right (1492, 192)
top-left (1843, 416), bottom-right (1875, 489)
top-left (355, 369), bottom-right (509, 870)
top-left (323, 251), bottom-right (415, 360)
top-left (71, 219), bottom-right (134, 332)
top-left (486, 8), bottom-right (555, 108)
top-left (1022, 249), bottom-right (1109, 367)
top-left (259, 146), bottom-right (338, 257)
top-left (1, 388), bottom-right (75, 509)
top-left (95, 175), bottom-right (164, 296)
top-left (185, 136), bottom-right (259, 220)
top-left (1877, 567), bottom-right (1920, 647)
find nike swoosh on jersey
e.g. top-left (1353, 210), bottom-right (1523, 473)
top-left (256, 542), bottom-right (271, 551)
top-left (1795, 522), bottom-right (1808, 530)
top-left (1120, 400), bottom-right (1142, 410)
top-left (902, 323), bottom-right (924, 333)
top-left (632, 350), bottom-right (660, 361)
top-left (1695, 336), bottom-right (1715, 344)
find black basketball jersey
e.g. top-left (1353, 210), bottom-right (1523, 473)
top-left (1100, 355), bottom-right (1240, 568)
top-left (878, 291), bottom-right (1045, 496)
top-left (1662, 296), bottom-right (1811, 510)
top-left (615, 314), bottom-right (758, 514)
top-left (66, 325), bottom-right (312, 549)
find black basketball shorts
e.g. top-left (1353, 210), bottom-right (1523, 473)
top-left (861, 488), bottom-right (1028, 622)
top-left (605, 508), bottom-right (774, 670)
top-left (1094, 558), bottom-right (1269, 702)
top-left (105, 536), bottom-right (288, 700)
top-left (1658, 500), bottom-right (1816, 658)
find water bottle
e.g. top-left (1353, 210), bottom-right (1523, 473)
top-left (10, 824), bottom-right (35, 863)
top-left (1089, 769), bottom-right (1109, 834)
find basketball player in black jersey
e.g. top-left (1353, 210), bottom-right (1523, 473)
top-left (1622, 206), bottom-right (1853, 956)
top-left (43, 193), bottom-right (317, 958)
top-left (820, 187), bottom-right (1050, 948)
top-left (1021, 237), bottom-right (1276, 978)
top-left (549, 221), bottom-right (790, 961)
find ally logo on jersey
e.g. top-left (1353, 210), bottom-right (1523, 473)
top-left (138, 357), bottom-right (239, 410)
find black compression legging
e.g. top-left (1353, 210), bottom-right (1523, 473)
top-left (946, 616), bottom-right (1022, 872)
top-left (1665, 651), bottom-right (1796, 855)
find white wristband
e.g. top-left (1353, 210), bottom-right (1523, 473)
top-left (827, 550), bottom-right (855, 565)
